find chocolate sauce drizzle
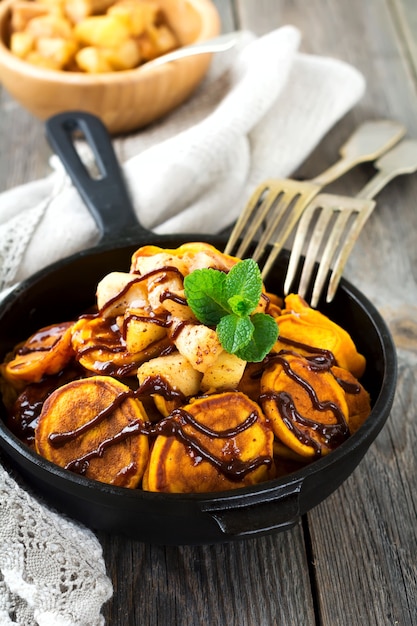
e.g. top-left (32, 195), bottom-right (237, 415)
top-left (277, 335), bottom-right (336, 367)
top-left (74, 317), bottom-right (138, 377)
top-left (99, 265), bottom-right (184, 316)
top-left (48, 390), bottom-right (131, 447)
top-left (334, 376), bottom-right (361, 394)
top-left (10, 264), bottom-right (361, 480)
top-left (159, 292), bottom-right (187, 306)
top-left (260, 337), bottom-right (352, 456)
top-left (17, 322), bottom-right (72, 355)
top-left (122, 312), bottom-right (171, 340)
top-left (163, 408), bottom-right (271, 479)
top-left (47, 380), bottom-right (271, 480)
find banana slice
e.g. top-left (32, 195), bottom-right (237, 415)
top-left (71, 315), bottom-right (170, 377)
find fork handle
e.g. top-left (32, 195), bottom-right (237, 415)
top-left (357, 139), bottom-right (417, 199)
top-left (310, 119), bottom-right (405, 187)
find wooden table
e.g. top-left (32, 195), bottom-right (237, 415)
top-left (1, 1), bottom-right (416, 624)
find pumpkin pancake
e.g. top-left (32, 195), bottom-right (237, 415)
top-left (130, 241), bottom-right (238, 275)
top-left (274, 294), bottom-right (366, 378)
top-left (35, 375), bottom-right (149, 488)
top-left (2, 321), bottom-right (74, 388)
top-left (237, 361), bottom-right (263, 403)
top-left (331, 365), bottom-right (371, 434)
top-left (143, 391), bottom-right (274, 493)
top-left (261, 352), bottom-right (350, 458)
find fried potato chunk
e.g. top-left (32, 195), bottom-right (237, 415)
top-left (100, 37), bottom-right (141, 70)
top-left (10, 31), bottom-right (35, 57)
top-left (107, 0), bottom-right (159, 36)
top-left (8, 0), bottom-right (179, 72)
top-left (136, 23), bottom-right (177, 61)
top-left (73, 14), bottom-right (130, 46)
top-left (65, 0), bottom-right (116, 23)
top-left (35, 376), bottom-right (149, 487)
top-left (11, 1), bottom-right (50, 32)
top-left (143, 391), bottom-right (274, 493)
top-left (2, 321), bottom-right (74, 388)
top-left (36, 35), bottom-right (78, 66)
top-left (75, 44), bottom-right (112, 71)
top-left (25, 13), bottom-right (73, 38)
top-left (274, 294), bottom-right (366, 379)
top-left (261, 352), bottom-right (350, 458)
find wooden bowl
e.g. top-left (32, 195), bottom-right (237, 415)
top-left (0, 0), bottom-right (220, 134)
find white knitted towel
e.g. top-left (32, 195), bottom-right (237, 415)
top-left (0, 25), bottom-right (365, 625)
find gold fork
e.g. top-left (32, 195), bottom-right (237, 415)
top-left (224, 120), bottom-right (405, 260)
top-left (282, 139), bottom-right (417, 308)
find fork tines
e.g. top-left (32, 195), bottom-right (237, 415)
top-left (224, 178), bottom-right (320, 261)
top-left (283, 193), bottom-right (376, 308)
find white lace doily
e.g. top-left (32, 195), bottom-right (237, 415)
top-left (0, 463), bottom-right (113, 626)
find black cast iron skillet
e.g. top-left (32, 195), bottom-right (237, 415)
top-left (0, 112), bottom-right (397, 545)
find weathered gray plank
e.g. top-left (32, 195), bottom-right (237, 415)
top-left (0, 92), bottom-right (51, 190)
top-left (99, 523), bottom-right (317, 626)
top-left (232, 0), bottom-right (417, 624)
top-left (390, 0), bottom-right (417, 80)
top-left (309, 351), bottom-right (417, 626)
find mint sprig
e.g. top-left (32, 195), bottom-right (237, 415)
top-left (183, 259), bottom-right (279, 362)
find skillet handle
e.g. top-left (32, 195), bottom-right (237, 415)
top-left (45, 111), bottom-right (151, 244)
top-left (201, 479), bottom-right (303, 537)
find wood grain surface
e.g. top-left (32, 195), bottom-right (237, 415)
top-left (1, 0), bottom-right (416, 624)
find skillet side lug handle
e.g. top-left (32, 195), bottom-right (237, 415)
top-left (201, 479), bottom-right (303, 538)
top-left (45, 111), bottom-right (140, 243)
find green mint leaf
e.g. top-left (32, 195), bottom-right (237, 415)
top-left (183, 268), bottom-right (229, 326)
top-left (227, 294), bottom-right (253, 317)
top-left (217, 314), bottom-right (254, 354)
top-left (183, 259), bottom-right (279, 363)
top-left (224, 259), bottom-right (262, 315)
top-left (235, 313), bottom-right (279, 362)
